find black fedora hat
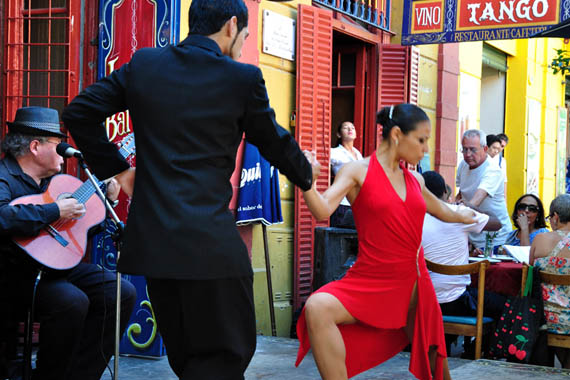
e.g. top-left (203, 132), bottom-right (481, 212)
top-left (7, 107), bottom-right (67, 138)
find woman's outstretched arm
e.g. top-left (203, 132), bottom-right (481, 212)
top-left (412, 171), bottom-right (476, 224)
top-left (302, 158), bottom-right (360, 221)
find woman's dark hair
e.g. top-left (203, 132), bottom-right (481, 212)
top-left (486, 134), bottom-right (501, 148)
top-left (335, 121), bottom-right (349, 147)
top-left (512, 193), bottom-right (547, 230)
top-left (422, 171), bottom-right (446, 199)
top-left (376, 103), bottom-right (429, 140)
top-left (188, 0), bottom-right (248, 36)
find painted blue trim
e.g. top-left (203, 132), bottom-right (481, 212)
top-left (402, 0), bottom-right (568, 46)
top-left (313, 0), bottom-right (391, 32)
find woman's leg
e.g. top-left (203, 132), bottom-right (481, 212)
top-left (304, 292), bottom-right (357, 380)
top-left (404, 282), bottom-right (452, 380)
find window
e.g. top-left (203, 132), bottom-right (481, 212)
top-left (3, 0), bottom-right (80, 133)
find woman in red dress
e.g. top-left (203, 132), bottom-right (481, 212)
top-left (297, 104), bottom-right (476, 380)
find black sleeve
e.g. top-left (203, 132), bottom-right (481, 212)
top-left (242, 67), bottom-right (313, 191)
top-left (0, 179), bottom-right (60, 237)
top-left (62, 62), bottom-right (131, 180)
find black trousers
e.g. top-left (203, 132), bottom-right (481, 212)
top-left (146, 276), bottom-right (256, 380)
top-left (439, 286), bottom-right (506, 320)
top-left (3, 262), bottom-right (136, 380)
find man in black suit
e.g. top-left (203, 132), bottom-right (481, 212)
top-left (62, 0), bottom-right (317, 379)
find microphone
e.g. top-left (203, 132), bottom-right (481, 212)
top-left (56, 142), bottom-right (84, 159)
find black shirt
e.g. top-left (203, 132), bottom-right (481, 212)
top-left (62, 35), bottom-right (313, 279)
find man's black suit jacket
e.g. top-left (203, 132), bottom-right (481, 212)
top-left (62, 35), bottom-right (312, 280)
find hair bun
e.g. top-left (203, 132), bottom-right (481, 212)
top-left (376, 106), bottom-right (393, 127)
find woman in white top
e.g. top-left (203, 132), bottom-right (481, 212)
top-left (330, 121), bottom-right (363, 227)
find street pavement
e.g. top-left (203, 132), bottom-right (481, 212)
top-left (100, 335), bottom-right (570, 379)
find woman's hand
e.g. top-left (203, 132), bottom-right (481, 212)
top-left (115, 167), bottom-right (135, 198)
top-left (303, 150), bottom-right (321, 186)
top-left (517, 213), bottom-right (529, 232)
top-left (457, 208), bottom-right (477, 224)
top-left (105, 178), bottom-right (121, 202)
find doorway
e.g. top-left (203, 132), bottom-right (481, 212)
top-left (331, 31), bottom-right (374, 156)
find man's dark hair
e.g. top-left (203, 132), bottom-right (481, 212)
top-left (497, 133), bottom-right (509, 144)
top-left (188, 0), bottom-right (248, 36)
top-left (486, 134), bottom-right (501, 148)
top-left (422, 171), bottom-right (446, 199)
top-left (1, 133), bottom-right (47, 158)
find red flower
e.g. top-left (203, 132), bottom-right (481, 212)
top-left (543, 287), bottom-right (550, 301)
top-left (546, 312), bottom-right (560, 323)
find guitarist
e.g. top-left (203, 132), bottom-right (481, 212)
top-left (0, 107), bottom-right (136, 380)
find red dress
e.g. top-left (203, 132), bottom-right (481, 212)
top-left (295, 154), bottom-right (446, 379)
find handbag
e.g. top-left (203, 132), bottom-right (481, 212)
top-left (489, 266), bottom-right (544, 363)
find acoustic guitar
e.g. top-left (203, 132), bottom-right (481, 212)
top-left (9, 134), bottom-right (136, 270)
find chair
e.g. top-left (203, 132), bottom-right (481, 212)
top-left (425, 259), bottom-right (493, 359)
top-left (538, 271), bottom-right (570, 350)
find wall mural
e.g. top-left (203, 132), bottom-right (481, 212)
top-left (92, 0), bottom-right (179, 357)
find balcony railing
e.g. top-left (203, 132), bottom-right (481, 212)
top-left (313, 0), bottom-right (391, 32)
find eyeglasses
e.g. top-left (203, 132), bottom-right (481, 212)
top-left (516, 203), bottom-right (539, 213)
top-left (460, 147), bottom-right (481, 154)
top-left (42, 139), bottom-right (61, 145)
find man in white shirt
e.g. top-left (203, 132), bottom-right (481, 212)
top-left (422, 171), bottom-right (506, 357)
top-left (456, 129), bottom-right (512, 249)
top-left (422, 171), bottom-right (504, 316)
top-left (487, 134), bottom-right (507, 198)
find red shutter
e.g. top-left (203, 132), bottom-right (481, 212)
top-left (378, 45), bottom-right (419, 167)
top-left (294, 5), bottom-right (332, 310)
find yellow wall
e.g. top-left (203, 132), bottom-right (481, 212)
top-left (177, 0), bottom-right (307, 337)
top-left (418, 45), bottom-right (439, 168)
top-left (502, 38), bottom-right (566, 213)
top-left (252, 0), bottom-right (310, 337)
top-left (455, 37), bottom-right (567, 214)
top-left (180, 0), bottom-right (190, 38)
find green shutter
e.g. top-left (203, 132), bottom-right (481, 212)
top-left (482, 44), bottom-right (508, 72)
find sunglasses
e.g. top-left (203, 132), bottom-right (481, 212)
top-left (516, 203), bottom-right (539, 213)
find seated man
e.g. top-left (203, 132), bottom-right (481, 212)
top-left (422, 171), bottom-right (506, 356)
top-left (0, 107), bottom-right (136, 380)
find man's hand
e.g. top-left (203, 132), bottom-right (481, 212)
top-left (56, 198), bottom-right (86, 219)
top-left (115, 167), bottom-right (135, 198)
top-left (303, 150), bottom-right (321, 185)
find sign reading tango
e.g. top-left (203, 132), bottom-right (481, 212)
top-left (402, 0), bottom-right (566, 45)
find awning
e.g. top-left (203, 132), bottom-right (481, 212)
top-left (532, 18), bottom-right (570, 38)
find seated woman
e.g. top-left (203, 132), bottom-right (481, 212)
top-left (530, 194), bottom-right (570, 368)
top-left (506, 194), bottom-right (549, 246)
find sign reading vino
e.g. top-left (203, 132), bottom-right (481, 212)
top-left (402, 0), bottom-right (566, 45)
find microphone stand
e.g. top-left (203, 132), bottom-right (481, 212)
top-left (77, 157), bottom-right (124, 380)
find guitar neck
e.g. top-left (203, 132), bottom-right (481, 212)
top-left (71, 175), bottom-right (102, 204)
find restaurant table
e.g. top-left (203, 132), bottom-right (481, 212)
top-left (470, 261), bottom-right (524, 297)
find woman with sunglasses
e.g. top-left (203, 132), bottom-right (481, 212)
top-left (505, 194), bottom-right (549, 246)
